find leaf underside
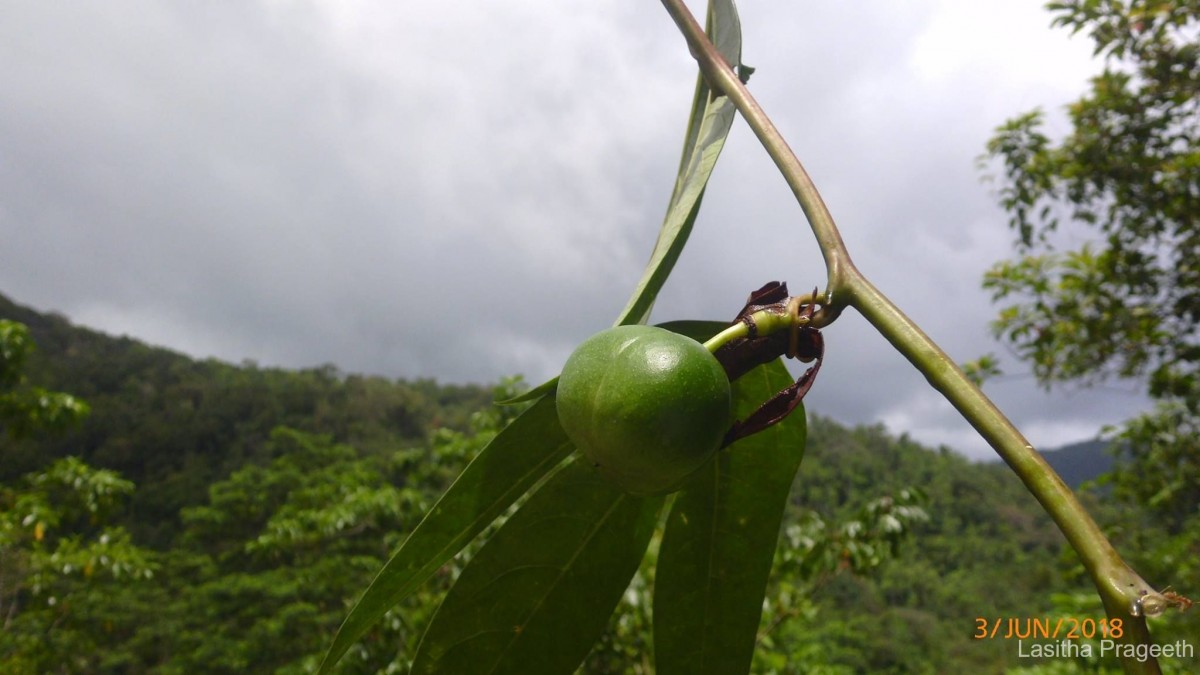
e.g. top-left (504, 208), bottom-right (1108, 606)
top-left (318, 396), bottom-right (573, 674)
top-left (654, 321), bottom-right (808, 675)
top-left (614, 0), bottom-right (743, 327)
top-left (515, 0), bottom-right (744, 400)
top-left (410, 457), bottom-right (665, 675)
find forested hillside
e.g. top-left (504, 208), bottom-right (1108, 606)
top-left (1, 293), bottom-right (1188, 673)
top-left (0, 293), bottom-right (492, 547)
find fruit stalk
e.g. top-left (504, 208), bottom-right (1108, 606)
top-left (701, 310), bottom-right (790, 354)
top-left (701, 290), bottom-right (829, 355)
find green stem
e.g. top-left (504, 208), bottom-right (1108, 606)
top-left (849, 278), bottom-right (1164, 671)
top-left (660, 0), bottom-right (854, 301)
top-left (702, 321), bottom-right (751, 353)
top-left (660, 1), bottom-right (1167, 672)
top-left (701, 308), bottom-right (796, 354)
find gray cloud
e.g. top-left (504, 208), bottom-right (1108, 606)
top-left (0, 1), bottom-right (1152, 459)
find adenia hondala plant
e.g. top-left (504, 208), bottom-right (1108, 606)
top-left (319, 282), bottom-right (827, 675)
top-left (321, 1), bottom-right (1184, 673)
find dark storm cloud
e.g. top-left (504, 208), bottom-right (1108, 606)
top-left (0, 1), bottom-right (1151, 459)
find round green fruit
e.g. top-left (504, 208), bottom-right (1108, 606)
top-left (556, 325), bottom-right (732, 495)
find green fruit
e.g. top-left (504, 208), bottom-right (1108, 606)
top-left (556, 325), bottom-right (732, 495)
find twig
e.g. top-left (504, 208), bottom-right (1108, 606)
top-left (658, 1), bottom-right (1169, 672)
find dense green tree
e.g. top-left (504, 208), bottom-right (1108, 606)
top-left (145, 427), bottom-right (428, 674)
top-left (983, 0), bottom-right (1199, 510)
top-left (983, 0), bottom-right (1199, 660)
top-left (77, 381), bottom-right (523, 674)
top-left (0, 320), bottom-right (154, 674)
top-left (0, 319), bottom-right (88, 439)
top-left (0, 292), bottom-right (494, 546)
top-left (0, 457), bottom-right (158, 674)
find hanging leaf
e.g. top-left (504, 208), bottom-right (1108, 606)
top-left (494, 375), bottom-right (558, 405)
top-left (614, 0), bottom-right (744, 327)
top-left (318, 396), bottom-right (573, 674)
top-left (410, 458), bottom-right (665, 675)
top-left (653, 343), bottom-right (807, 674)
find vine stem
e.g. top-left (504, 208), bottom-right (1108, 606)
top-left (660, 1), bottom-right (1167, 672)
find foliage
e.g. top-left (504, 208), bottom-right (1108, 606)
top-left (983, 0), bottom-right (1200, 662)
top-left (1, 301), bottom-right (1081, 672)
top-left (0, 412), bottom-right (504, 674)
top-left (0, 318), bottom-right (145, 673)
top-left (0, 292), bottom-right (493, 548)
top-left (0, 458), bottom-right (156, 674)
top-left (785, 420), bottom-right (1075, 673)
top-left (0, 316), bottom-right (522, 673)
top-left (0, 319), bottom-right (88, 439)
top-left (983, 0), bottom-right (1200, 494)
top-left (148, 428), bottom-right (437, 674)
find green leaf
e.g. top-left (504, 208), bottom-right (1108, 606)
top-left (654, 357), bottom-right (807, 675)
top-left (318, 395), bottom-right (573, 674)
top-left (410, 458), bottom-right (665, 675)
top-left (614, 0), bottom-right (743, 327)
top-left (495, 375), bottom-right (558, 405)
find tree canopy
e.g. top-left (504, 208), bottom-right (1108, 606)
top-left (0, 319), bottom-right (88, 439)
top-left (984, 0), bottom-right (1199, 520)
top-left (983, 0), bottom-right (1199, 649)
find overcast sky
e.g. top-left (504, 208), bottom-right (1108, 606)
top-left (0, 1), bottom-right (1154, 459)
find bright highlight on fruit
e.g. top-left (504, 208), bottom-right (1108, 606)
top-left (556, 325), bottom-right (732, 495)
